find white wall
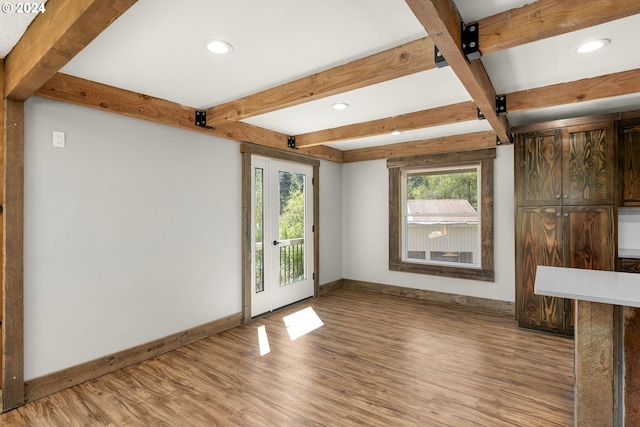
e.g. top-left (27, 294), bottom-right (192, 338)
top-left (341, 146), bottom-right (515, 302)
top-left (23, 97), bottom-right (345, 380)
top-left (319, 159), bottom-right (343, 284)
top-left (24, 97), bottom-right (243, 379)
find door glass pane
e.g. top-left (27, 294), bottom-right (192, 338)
top-left (278, 171), bottom-right (305, 286)
top-left (255, 167), bottom-right (264, 293)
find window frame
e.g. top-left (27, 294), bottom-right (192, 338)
top-left (388, 148), bottom-right (495, 282)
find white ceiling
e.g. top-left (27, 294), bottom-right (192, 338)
top-left (4, 0), bottom-right (640, 152)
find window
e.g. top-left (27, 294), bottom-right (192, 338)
top-left (388, 149), bottom-right (495, 281)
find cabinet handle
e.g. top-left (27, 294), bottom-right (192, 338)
top-left (555, 194), bottom-right (561, 199)
top-left (563, 195), bottom-right (568, 199)
top-left (556, 213), bottom-right (561, 217)
top-left (564, 213), bottom-right (569, 218)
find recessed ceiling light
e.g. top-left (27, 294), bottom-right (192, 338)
top-left (577, 39), bottom-right (610, 54)
top-left (332, 103), bottom-right (349, 110)
top-left (206, 39), bottom-right (233, 55)
top-left (391, 130), bottom-right (402, 136)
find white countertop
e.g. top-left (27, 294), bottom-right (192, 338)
top-left (535, 266), bottom-right (640, 308)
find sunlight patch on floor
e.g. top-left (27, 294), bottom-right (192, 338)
top-left (257, 325), bottom-right (271, 356)
top-left (283, 307), bottom-right (324, 341)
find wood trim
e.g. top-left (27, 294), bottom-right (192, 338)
top-left (205, 37), bottom-right (435, 127)
top-left (480, 158), bottom-right (495, 274)
top-left (343, 131), bottom-right (496, 163)
top-left (240, 144), bottom-right (321, 323)
top-left (479, 0), bottom-right (640, 55)
top-left (240, 150), bottom-right (252, 324)
top-left (24, 313), bottom-right (242, 403)
top-left (2, 100), bottom-right (25, 411)
top-left (313, 164), bottom-right (320, 299)
top-left (0, 59), bottom-right (3, 398)
top-left (295, 101), bottom-right (478, 148)
top-left (4, 0), bottom-right (138, 101)
top-left (405, 0), bottom-right (511, 144)
top-left (240, 143), bottom-right (320, 168)
top-left (387, 146), bottom-right (496, 168)
top-left (318, 279), bottom-right (344, 296)
top-left (342, 279), bottom-right (515, 314)
top-left (388, 148), bottom-right (496, 282)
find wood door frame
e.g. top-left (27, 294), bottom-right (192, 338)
top-left (241, 143), bottom-right (320, 324)
top-left (2, 98), bottom-right (25, 411)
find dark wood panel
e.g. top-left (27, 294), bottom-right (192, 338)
top-left (563, 123), bottom-right (615, 205)
top-left (0, 289), bottom-right (574, 426)
top-left (565, 205), bottom-right (614, 271)
top-left (624, 306), bottom-right (640, 426)
top-left (515, 130), bottom-right (562, 206)
top-left (516, 207), bottom-right (567, 333)
top-left (3, 99), bottom-right (25, 411)
top-left (620, 258), bottom-right (640, 274)
top-left (621, 128), bottom-right (640, 205)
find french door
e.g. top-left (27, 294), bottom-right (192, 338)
top-left (251, 156), bottom-right (314, 317)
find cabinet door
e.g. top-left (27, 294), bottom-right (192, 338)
top-left (516, 130), bottom-right (562, 206)
top-left (621, 126), bottom-right (640, 205)
top-left (516, 207), bottom-right (568, 333)
top-left (563, 122), bottom-right (615, 205)
top-left (564, 205), bottom-right (615, 271)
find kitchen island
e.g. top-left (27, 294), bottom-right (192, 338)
top-left (536, 266), bottom-right (640, 426)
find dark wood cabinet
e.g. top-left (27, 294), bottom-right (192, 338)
top-left (516, 205), bottom-right (614, 335)
top-left (620, 125), bottom-right (640, 206)
top-left (516, 207), bottom-right (566, 333)
top-left (516, 123), bottom-right (615, 206)
top-left (563, 123), bottom-right (616, 205)
top-left (516, 130), bottom-right (562, 206)
top-left (515, 121), bottom-right (616, 335)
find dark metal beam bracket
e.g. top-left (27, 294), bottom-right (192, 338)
top-left (195, 110), bottom-right (215, 130)
top-left (434, 45), bottom-right (448, 68)
top-left (434, 21), bottom-right (481, 67)
top-left (462, 22), bottom-right (480, 60)
top-left (287, 136), bottom-right (296, 149)
top-left (495, 95), bottom-right (507, 115)
top-left (496, 134), bottom-right (514, 145)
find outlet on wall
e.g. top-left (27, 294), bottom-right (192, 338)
top-left (53, 131), bottom-right (65, 148)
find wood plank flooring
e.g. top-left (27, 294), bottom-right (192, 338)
top-left (0, 289), bottom-right (574, 426)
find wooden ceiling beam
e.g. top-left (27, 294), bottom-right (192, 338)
top-left (318, 69), bottom-right (640, 163)
top-left (4, 0), bottom-right (138, 101)
top-left (205, 37), bottom-right (436, 128)
top-left (508, 68), bottom-right (640, 113)
top-left (405, 0), bottom-right (511, 144)
top-left (479, 0), bottom-right (640, 55)
top-left (198, 0), bottom-right (640, 139)
top-left (35, 73), bottom-right (343, 163)
top-left (294, 101), bottom-right (478, 148)
top-left (342, 131), bottom-right (496, 163)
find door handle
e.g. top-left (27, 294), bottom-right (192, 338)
top-left (273, 240), bottom-right (281, 246)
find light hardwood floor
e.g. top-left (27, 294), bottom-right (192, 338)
top-left (1, 289), bottom-right (574, 426)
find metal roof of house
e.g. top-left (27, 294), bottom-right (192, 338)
top-left (407, 199), bottom-right (478, 224)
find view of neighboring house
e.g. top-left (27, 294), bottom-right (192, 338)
top-left (405, 199), bottom-right (479, 265)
